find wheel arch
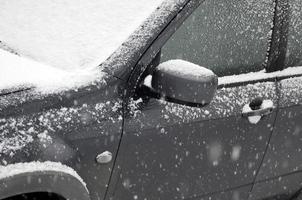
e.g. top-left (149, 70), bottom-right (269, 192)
top-left (0, 162), bottom-right (90, 200)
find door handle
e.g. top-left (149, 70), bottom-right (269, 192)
top-left (242, 99), bottom-right (274, 118)
top-left (242, 106), bottom-right (274, 117)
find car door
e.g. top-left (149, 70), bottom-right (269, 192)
top-left (249, 0), bottom-right (302, 199)
top-left (107, 0), bottom-right (277, 200)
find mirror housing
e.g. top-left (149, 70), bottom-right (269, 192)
top-left (151, 60), bottom-right (218, 107)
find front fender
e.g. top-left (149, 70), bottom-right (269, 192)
top-left (0, 161), bottom-right (90, 200)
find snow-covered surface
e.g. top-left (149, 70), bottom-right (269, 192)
top-left (246, 114), bottom-right (262, 125)
top-left (0, 161), bottom-right (87, 190)
top-left (160, 82), bottom-right (277, 123)
top-left (146, 64), bottom-right (302, 89)
top-left (219, 66), bottom-right (302, 85)
top-left (0, 0), bottom-right (165, 92)
top-left (143, 75), bottom-right (153, 88)
top-left (0, 49), bottom-right (104, 93)
top-left (128, 81), bottom-right (278, 130)
top-left (0, 0), bottom-right (163, 70)
top-left (231, 145), bottom-right (242, 161)
top-left (0, 100), bottom-right (122, 157)
top-left (280, 76), bottom-right (302, 107)
top-left (156, 60), bottom-right (215, 80)
top-left (101, 0), bottom-right (187, 75)
top-left (286, 0), bottom-right (302, 66)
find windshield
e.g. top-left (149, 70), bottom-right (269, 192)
top-left (0, 0), bottom-right (163, 92)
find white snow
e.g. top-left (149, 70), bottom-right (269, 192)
top-left (157, 60), bottom-right (215, 80)
top-left (247, 115), bottom-right (262, 124)
top-left (231, 145), bottom-right (241, 161)
top-left (37, 130), bottom-right (52, 144)
top-left (143, 75), bottom-right (153, 88)
top-left (0, 161), bottom-right (87, 191)
top-left (219, 66), bottom-right (302, 85)
top-left (0, 0), bottom-right (163, 70)
top-left (156, 82), bottom-right (277, 125)
top-left (144, 59), bottom-right (215, 89)
top-left (0, 128), bottom-right (34, 156)
top-left (279, 76), bottom-right (302, 106)
top-left (0, 100), bottom-right (122, 157)
top-left (261, 99), bottom-right (274, 108)
top-left (0, 49), bottom-right (103, 93)
top-left (208, 142), bottom-right (223, 166)
top-left (96, 151), bottom-right (113, 164)
top-left (0, 0), bottom-right (163, 92)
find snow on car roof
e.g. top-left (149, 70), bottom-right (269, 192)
top-left (0, 0), bottom-right (163, 92)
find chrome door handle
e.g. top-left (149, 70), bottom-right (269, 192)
top-left (242, 106), bottom-right (274, 117)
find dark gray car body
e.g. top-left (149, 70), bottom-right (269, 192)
top-left (1, 0), bottom-right (302, 200)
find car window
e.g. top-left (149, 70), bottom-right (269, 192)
top-left (285, 0), bottom-right (302, 68)
top-left (161, 0), bottom-right (274, 77)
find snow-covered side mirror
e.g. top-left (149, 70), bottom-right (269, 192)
top-left (151, 59), bottom-right (218, 107)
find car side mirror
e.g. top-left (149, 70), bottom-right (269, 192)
top-left (151, 59), bottom-right (218, 107)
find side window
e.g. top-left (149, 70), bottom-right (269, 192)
top-left (161, 0), bottom-right (274, 77)
top-left (285, 0), bottom-right (302, 67)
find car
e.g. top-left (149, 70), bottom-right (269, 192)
top-left (1, 0), bottom-right (302, 199)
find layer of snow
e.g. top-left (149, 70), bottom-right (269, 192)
top-left (0, 49), bottom-right (103, 93)
top-left (101, 0), bottom-right (187, 76)
top-left (247, 115), bottom-right (261, 125)
top-left (143, 75), bottom-right (153, 88)
top-left (0, 100), bottom-right (122, 157)
top-left (156, 82), bottom-right (277, 124)
top-left (157, 60), bottom-right (215, 80)
top-left (0, 0), bottom-right (163, 71)
top-left (0, 0), bottom-right (164, 92)
top-left (219, 66), bottom-right (302, 85)
top-left (231, 145), bottom-right (241, 161)
top-left (279, 76), bottom-right (302, 107)
top-left (0, 126), bottom-right (34, 157)
top-left (0, 161), bottom-right (87, 191)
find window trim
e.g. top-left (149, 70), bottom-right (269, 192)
top-left (266, 0), bottom-right (290, 72)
